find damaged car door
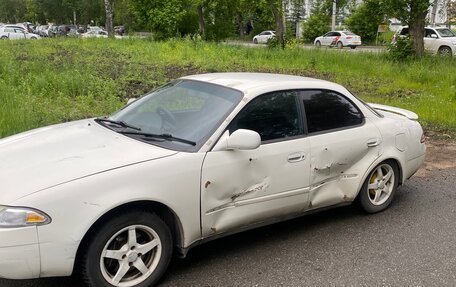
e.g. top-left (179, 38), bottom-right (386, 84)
top-left (201, 90), bottom-right (311, 237)
top-left (301, 89), bottom-right (382, 209)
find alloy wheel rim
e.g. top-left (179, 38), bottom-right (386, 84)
top-left (367, 164), bottom-right (394, 206)
top-left (100, 225), bottom-right (162, 287)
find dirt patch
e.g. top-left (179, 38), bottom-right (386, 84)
top-left (415, 137), bottom-right (456, 177)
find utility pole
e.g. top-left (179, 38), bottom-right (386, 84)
top-left (332, 0), bottom-right (337, 30)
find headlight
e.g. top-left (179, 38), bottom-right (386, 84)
top-left (0, 206), bottom-right (51, 228)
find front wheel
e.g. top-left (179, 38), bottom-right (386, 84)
top-left (253, 38), bottom-right (258, 44)
top-left (82, 210), bottom-right (173, 287)
top-left (438, 46), bottom-right (452, 56)
top-left (315, 41), bottom-right (321, 48)
top-left (359, 160), bottom-right (399, 214)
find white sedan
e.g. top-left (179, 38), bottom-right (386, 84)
top-left (314, 31), bottom-right (361, 49)
top-left (0, 26), bottom-right (40, 40)
top-left (0, 73), bottom-right (425, 286)
top-left (253, 30), bottom-right (275, 44)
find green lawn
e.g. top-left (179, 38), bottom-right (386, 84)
top-left (1, 38), bottom-right (455, 138)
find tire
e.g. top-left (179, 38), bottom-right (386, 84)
top-left (253, 38), bottom-right (258, 44)
top-left (81, 210), bottom-right (173, 287)
top-left (438, 46), bottom-right (452, 56)
top-left (337, 41), bottom-right (343, 49)
top-left (1, 36), bottom-right (7, 39)
top-left (315, 41), bottom-right (321, 48)
top-left (350, 46), bottom-right (356, 50)
top-left (359, 160), bottom-right (399, 214)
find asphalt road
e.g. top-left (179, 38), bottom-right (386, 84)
top-left (2, 164), bottom-right (455, 286)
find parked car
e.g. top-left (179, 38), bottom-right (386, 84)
top-left (0, 73), bottom-right (425, 287)
top-left (36, 25), bottom-right (49, 37)
top-left (253, 30), bottom-right (276, 44)
top-left (0, 26), bottom-right (40, 40)
top-left (114, 25), bottom-right (126, 36)
top-left (314, 31), bottom-right (362, 49)
top-left (81, 30), bottom-right (108, 38)
top-left (393, 26), bottom-right (456, 56)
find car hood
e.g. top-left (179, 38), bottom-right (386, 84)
top-left (0, 119), bottom-right (177, 204)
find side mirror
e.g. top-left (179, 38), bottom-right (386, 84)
top-left (127, 98), bottom-right (137, 105)
top-left (213, 129), bottom-right (261, 151)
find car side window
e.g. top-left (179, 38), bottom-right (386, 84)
top-left (301, 90), bottom-right (363, 134)
top-left (334, 32), bottom-right (341, 36)
top-left (324, 32), bottom-right (334, 37)
top-left (4, 28), bottom-right (14, 33)
top-left (425, 29), bottom-right (437, 38)
top-left (229, 91), bottom-right (303, 142)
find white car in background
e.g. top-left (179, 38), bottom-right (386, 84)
top-left (314, 31), bottom-right (362, 49)
top-left (393, 26), bottom-right (456, 56)
top-left (253, 30), bottom-right (276, 44)
top-left (0, 73), bottom-right (425, 287)
top-left (0, 26), bottom-right (40, 40)
top-left (81, 30), bottom-right (108, 38)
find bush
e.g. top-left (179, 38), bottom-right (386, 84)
top-left (345, 0), bottom-right (386, 43)
top-left (387, 36), bottom-right (414, 61)
top-left (302, 13), bottom-right (330, 43)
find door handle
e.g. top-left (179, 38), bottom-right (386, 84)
top-left (287, 152), bottom-right (306, 163)
top-left (366, 138), bottom-right (381, 147)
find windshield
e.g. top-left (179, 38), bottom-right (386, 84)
top-left (108, 80), bottom-right (243, 151)
top-left (436, 28), bottom-right (456, 37)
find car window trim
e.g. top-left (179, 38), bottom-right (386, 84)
top-left (299, 89), bottom-right (366, 137)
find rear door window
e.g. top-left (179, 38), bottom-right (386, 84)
top-left (301, 90), bottom-right (364, 134)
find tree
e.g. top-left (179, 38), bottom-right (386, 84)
top-left (104, 0), bottom-right (114, 36)
top-left (346, 0), bottom-right (387, 42)
top-left (383, 0), bottom-right (432, 57)
top-left (267, 0), bottom-right (285, 48)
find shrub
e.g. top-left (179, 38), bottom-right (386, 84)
top-left (302, 13), bottom-right (330, 43)
top-left (387, 36), bottom-right (414, 61)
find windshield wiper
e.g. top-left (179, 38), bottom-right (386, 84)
top-left (120, 131), bottom-right (197, 146)
top-left (95, 118), bottom-right (141, 131)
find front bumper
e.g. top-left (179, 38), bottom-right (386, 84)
top-left (0, 227), bottom-right (41, 279)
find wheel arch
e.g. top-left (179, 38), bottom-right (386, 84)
top-left (355, 157), bottom-right (403, 200)
top-left (72, 200), bottom-right (184, 275)
top-left (438, 45), bottom-right (453, 54)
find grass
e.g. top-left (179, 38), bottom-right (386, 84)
top-left (0, 37), bottom-right (455, 138)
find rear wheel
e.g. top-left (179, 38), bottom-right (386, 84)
top-left (350, 46), bottom-right (357, 49)
top-left (1, 36), bottom-right (7, 39)
top-left (438, 46), bottom-right (452, 56)
top-left (359, 160), bottom-right (399, 213)
top-left (337, 41), bottom-right (343, 49)
top-left (82, 210), bottom-right (173, 287)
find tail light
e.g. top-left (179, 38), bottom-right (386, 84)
top-left (346, 36), bottom-right (352, 39)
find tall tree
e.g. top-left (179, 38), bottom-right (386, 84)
top-left (384, 0), bottom-right (431, 57)
top-left (104, 0), bottom-right (114, 36)
top-left (267, 0), bottom-right (285, 48)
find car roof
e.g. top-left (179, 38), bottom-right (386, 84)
top-left (180, 73), bottom-right (334, 92)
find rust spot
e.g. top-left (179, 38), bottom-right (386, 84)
top-left (343, 195), bottom-right (348, 201)
top-left (205, 181), bottom-right (211, 189)
top-left (210, 227), bottom-right (216, 233)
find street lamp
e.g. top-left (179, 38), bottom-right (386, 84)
top-left (332, 0), bottom-right (337, 30)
